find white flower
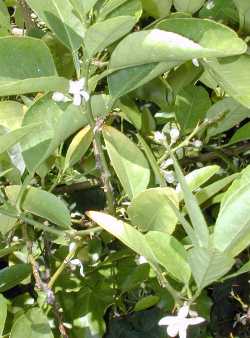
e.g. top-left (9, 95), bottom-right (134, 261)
top-left (69, 259), bottom-right (85, 277)
top-left (52, 91), bottom-right (70, 103)
top-left (154, 131), bottom-right (166, 143)
top-left (193, 140), bottom-right (203, 148)
top-left (164, 170), bottom-right (176, 184)
top-left (192, 58), bottom-right (199, 67)
top-left (69, 78), bottom-right (90, 106)
top-left (138, 256), bottom-right (148, 264)
top-left (206, 0), bottom-right (215, 10)
top-left (161, 158), bottom-right (174, 169)
top-left (159, 304), bottom-right (205, 338)
top-left (170, 128), bottom-right (180, 144)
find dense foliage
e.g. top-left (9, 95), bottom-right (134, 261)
top-left (0, 0), bottom-right (250, 337)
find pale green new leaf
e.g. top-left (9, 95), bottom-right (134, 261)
top-left (188, 247), bottom-right (234, 290)
top-left (145, 231), bottom-right (191, 284)
top-left (128, 188), bottom-right (178, 234)
top-left (10, 308), bottom-right (53, 338)
top-left (214, 165), bottom-right (250, 256)
top-left (85, 16), bottom-right (136, 57)
top-left (142, 0), bottom-right (172, 18)
top-left (86, 211), bottom-right (159, 267)
top-left (5, 185), bottom-right (71, 229)
top-left (110, 20), bottom-right (246, 69)
top-left (26, 0), bottom-right (85, 50)
top-left (176, 165), bottom-right (220, 200)
top-left (171, 151), bottom-right (209, 247)
top-left (64, 125), bottom-right (93, 172)
top-left (102, 126), bottom-right (150, 200)
top-left (0, 101), bottom-right (25, 130)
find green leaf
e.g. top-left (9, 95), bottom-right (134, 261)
top-left (5, 185), bottom-right (71, 229)
top-left (108, 62), bottom-right (178, 98)
top-left (110, 20), bottom-right (246, 69)
top-left (137, 134), bottom-right (166, 187)
top-left (188, 247), bottom-right (234, 290)
top-left (199, 0), bottom-right (238, 25)
top-left (0, 214), bottom-right (17, 235)
top-left (0, 101), bottom-right (25, 130)
top-left (171, 152), bottom-right (209, 247)
top-left (0, 1), bottom-right (10, 36)
top-left (0, 37), bottom-right (67, 96)
top-left (206, 97), bottom-right (250, 138)
top-left (102, 126), bottom-right (150, 200)
top-left (142, 0), bottom-right (172, 18)
top-left (0, 244), bottom-right (24, 259)
top-left (175, 85), bottom-right (211, 131)
top-left (134, 295), bottom-right (160, 312)
top-left (21, 94), bottom-right (88, 172)
top-left (128, 187), bottom-right (179, 234)
top-left (86, 211), bottom-right (159, 267)
top-left (145, 231), bottom-right (191, 284)
top-left (26, 0), bottom-right (85, 50)
top-left (0, 263), bottom-right (31, 292)
top-left (98, 0), bottom-right (142, 21)
top-left (176, 165), bottom-right (220, 200)
top-left (228, 122), bottom-right (250, 145)
top-left (0, 124), bottom-right (40, 155)
top-left (203, 55), bottom-right (250, 108)
top-left (64, 125), bottom-right (93, 172)
top-left (10, 307), bottom-right (54, 338)
top-left (118, 96), bottom-right (142, 129)
top-left (156, 18), bottom-right (244, 57)
top-left (223, 260), bottom-right (250, 281)
top-left (195, 173), bottom-right (239, 206)
top-left (121, 263), bottom-right (150, 291)
top-left (213, 165), bottom-right (250, 256)
top-left (0, 295), bottom-right (7, 336)
top-left (173, 0), bottom-right (205, 13)
top-left (233, 0), bottom-right (250, 33)
top-left (85, 16), bottom-right (136, 57)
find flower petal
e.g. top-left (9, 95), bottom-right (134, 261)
top-left (73, 94), bottom-right (81, 106)
top-left (159, 316), bottom-right (178, 326)
top-left (178, 304), bottom-right (189, 318)
top-left (80, 90), bottom-right (90, 102)
top-left (178, 323), bottom-right (188, 338)
top-left (188, 317), bottom-right (205, 325)
top-left (167, 323), bottom-right (179, 337)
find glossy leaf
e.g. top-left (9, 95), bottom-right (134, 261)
top-left (102, 126), bottom-right (150, 200)
top-left (0, 263), bottom-right (31, 292)
top-left (10, 307), bottom-right (53, 338)
top-left (5, 185), bottom-right (71, 229)
top-left (134, 295), bottom-right (160, 311)
top-left (0, 124), bottom-right (40, 155)
top-left (98, 0), bottom-right (142, 21)
top-left (176, 165), bottom-right (220, 200)
top-left (64, 125), bottom-right (93, 172)
top-left (175, 85), bottom-right (211, 131)
top-left (26, 0), bottom-right (85, 50)
top-left (188, 247), bottom-right (234, 290)
top-left (203, 55), bottom-right (250, 108)
top-left (110, 20), bottom-right (246, 69)
top-left (0, 37), bottom-right (67, 96)
top-left (128, 187), bottom-right (179, 234)
top-left (173, 0), bottom-right (205, 13)
top-left (145, 231), bottom-right (191, 284)
top-left (85, 16), bottom-right (136, 57)
top-left (206, 97), bottom-right (250, 138)
top-left (86, 211), bottom-right (159, 267)
top-left (228, 122), bottom-right (250, 145)
top-left (213, 165), bottom-right (250, 256)
top-left (0, 101), bottom-right (25, 130)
